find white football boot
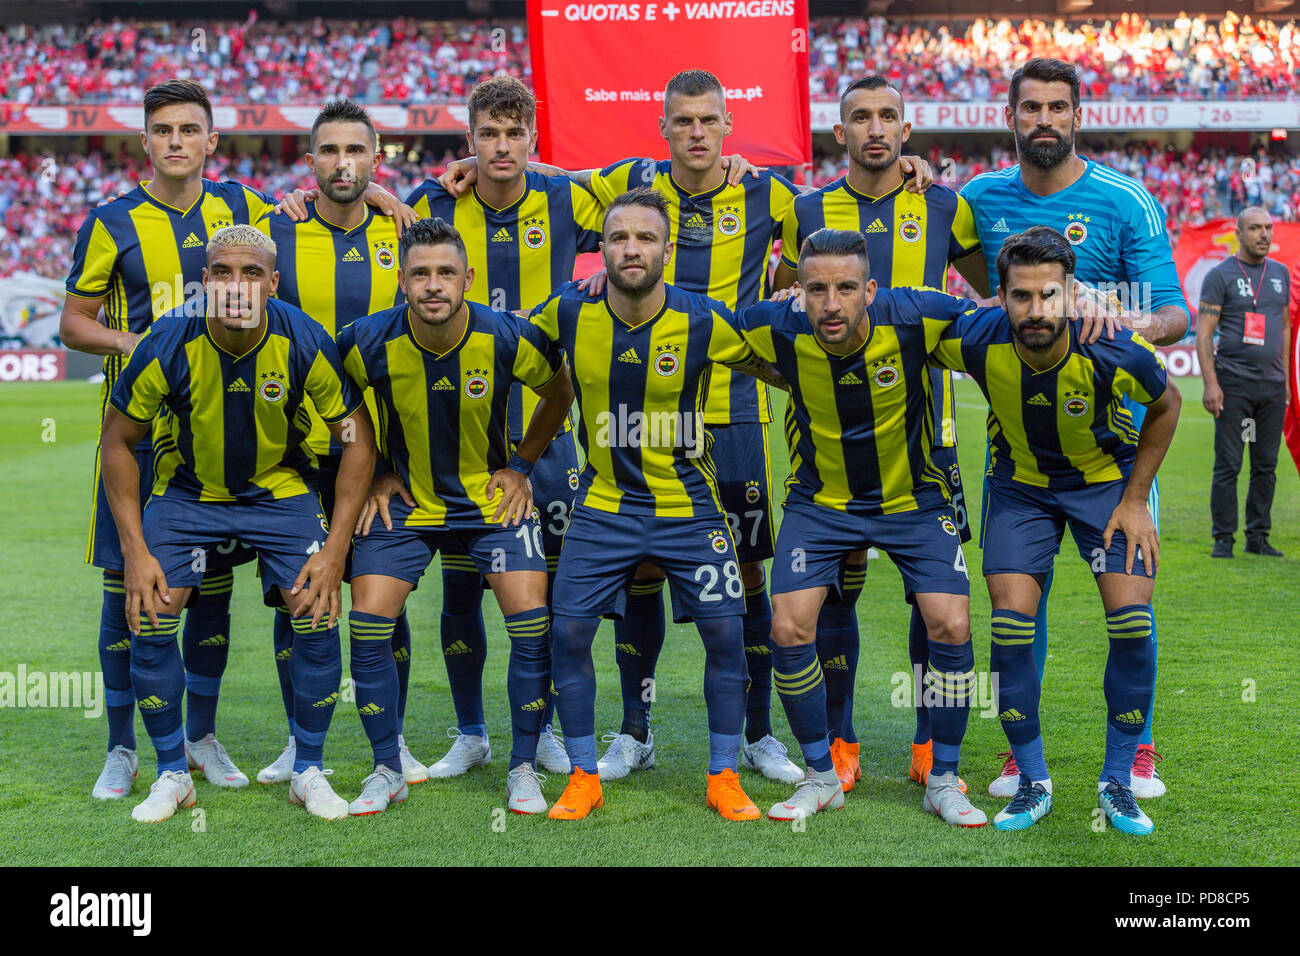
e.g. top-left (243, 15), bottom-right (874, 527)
top-left (397, 735), bottom-right (429, 784)
top-left (535, 724), bottom-right (572, 774)
top-left (348, 765), bottom-right (408, 816)
top-left (426, 728), bottom-right (492, 778)
top-left (289, 766), bottom-right (349, 820)
top-left (506, 763), bottom-right (549, 815)
top-left (92, 745), bottom-right (139, 800)
top-left (131, 770), bottom-right (196, 823)
top-left (185, 733), bottom-right (249, 788)
top-left (741, 734), bottom-right (804, 784)
top-left (596, 731), bottom-right (655, 781)
top-left (257, 736), bottom-right (296, 785)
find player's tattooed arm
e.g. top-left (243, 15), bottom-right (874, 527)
top-left (725, 353), bottom-right (790, 393)
top-left (1105, 379), bottom-right (1182, 576)
top-left (60, 294), bottom-right (138, 356)
top-left (101, 408), bottom-right (170, 633)
top-left (1128, 303), bottom-right (1191, 347)
top-left (1195, 300), bottom-right (1223, 416)
top-left (292, 406), bottom-right (377, 628)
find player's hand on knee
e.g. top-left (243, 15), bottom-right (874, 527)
top-left (578, 268), bottom-right (608, 297)
top-left (900, 155), bottom-right (934, 193)
top-left (291, 552), bottom-right (345, 628)
top-left (438, 157), bottom-right (478, 196)
top-left (722, 154), bottom-right (766, 185)
top-left (486, 468), bottom-right (533, 526)
top-left (124, 554), bottom-right (170, 634)
top-left (1103, 499), bottom-right (1158, 576)
top-left (357, 473), bottom-right (415, 535)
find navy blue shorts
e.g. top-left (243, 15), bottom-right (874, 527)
top-left (930, 443), bottom-right (971, 545)
top-left (552, 505), bottom-right (744, 622)
top-left (771, 499), bottom-right (970, 600)
top-left (142, 492), bottom-right (329, 592)
top-left (980, 475), bottom-right (1154, 578)
top-left (90, 437), bottom-right (255, 573)
top-left (351, 497), bottom-right (546, 587)
top-left (528, 430), bottom-right (581, 575)
top-left (708, 422), bottom-right (776, 564)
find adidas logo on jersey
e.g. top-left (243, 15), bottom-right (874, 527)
top-left (357, 702), bottom-right (384, 716)
top-left (275, 648), bottom-right (291, 662)
top-left (685, 213), bottom-right (707, 229)
top-left (837, 371), bottom-right (864, 386)
top-left (431, 376), bottom-right (455, 391)
top-left (520, 697), bottom-right (547, 712)
top-left (823, 655), bottom-right (849, 671)
top-left (998, 708), bottom-right (1026, 721)
top-left (865, 218), bottom-right (887, 233)
top-left (342, 246), bottom-right (364, 262)
top-left (197, 633), bottom-right (228, 647)
top-left (137, 695), bottom-right (167, 710)
top-left (743, 644), bottom-right (771, 656)
top-left (617, 348), bottom-right (641, 364)
top-left (392, 647), bottom-right (409, 663)
top-left (313, 691), bottom-right (340, 708)
top-left (992, 218), bottom-right (1010, 233)
top-left (1114, 709), bottom-right (1145, 725)
top-left (227, 378), bottom-right (250, 393)
top-left (444, 640), bottom-right (473, 655)
top-left (1026, 392), bottom-right (1052, 407)
top-left (614, 642), bottom-right (641, 656)
top-left (104, 638), bottom-right (131, 652)
top-left (182, 232), bottom-right (204, 248)
top-left (491, 228), bottom-right (512, 242)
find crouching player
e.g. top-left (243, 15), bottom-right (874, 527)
top-left (736, 228), bottom-right (985, 826)
top-left (338, 218), bottom-right (575, 815)
top-left (101, 225), bottom-right (375, 822)
top-left (932, 227), bottom-right (1180, 834)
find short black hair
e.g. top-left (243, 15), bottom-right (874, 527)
top-left (798, 228), bottom-right (871, 281)
top-left (604, 188), bottom-right (671, 239)
top-left (311, 99), bottom-right (378, 150)
top-left (1009, 58), bottom-right (1081, 111)
top-left (399, 217), bottom-right (467, 268)
top-left (467, 76), bottom-right (536, 132)
top-left (144, 79), bottom-right (213, 131)
top-left (839, 75), bottom-right (904, 122)
top-left (995, 226), bottom-right (1076, 288)
top-left (663, 69), bottom-right (725, 113)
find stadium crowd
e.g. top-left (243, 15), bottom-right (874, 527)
top-left (1, 11), bottom-right (1297, 106)
top-left (4, 142), bottom-right (1296, 282)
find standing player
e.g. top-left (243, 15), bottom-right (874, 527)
top-left (338, 218), bottom-right (575, 815)
top-left (61, 80), bottom-right (282, 799)
top-left (530, 189), bottom-right (786, 821)
top-left (261, 99), bottom-right (427, 787)
top-left (960, 58), bottom-right (1191, 799)
top-left (404, 77), bottom-right (604, 777)
top-left (737, 229), bottom-right (985, 826)
top-left (932, 228), bottom-right (1181, 834)
top-left (100, 226), bottom-right (374, 822)
top-left (774, 75), bottom-right (986, 792)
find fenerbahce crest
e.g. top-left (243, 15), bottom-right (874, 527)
top-left (259, 370), bottom-right (286, 402)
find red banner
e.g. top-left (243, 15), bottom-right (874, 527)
top-left (0, 350), bottom-right (67, 382)
top-left (527, 1), bottom-right (811, 168)
top-left (1284, 260), bottom-right (1300, 479)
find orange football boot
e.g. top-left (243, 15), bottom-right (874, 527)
top-left (842, 741), bottom-right (861, 782)
top-left (547, 768), bottom-right (603, 820)
top-left (830, 738), bottom-right (855, 792)
top-left (706, 768), bottom-right (760, 821)
top-left (909, 739), bottom-right (968, 792)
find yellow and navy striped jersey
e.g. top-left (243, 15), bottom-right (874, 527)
top-left (933, 314), bottom-right (1169, 489)
top-left (779, 179), bottom-right (981, 449)
top-left (406, 170), bottom-right (603, 440)
top-left (66, 179), bottom-right (276, 391)
top-left (737, 287), bottom-right (978, 515)
top-left (529, 282), bottom-right (758, 517)
top-left (109, 296), bottom-right (362, 504)
top-left (590, 159), bottom-right (799, 425)
top-left (269, 201), bottom-right (403, 456)
top-left (338, 302), bottom-right (563, 528)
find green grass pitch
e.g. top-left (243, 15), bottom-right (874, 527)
top-left (1, 376), bottom-right (1295, 865)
